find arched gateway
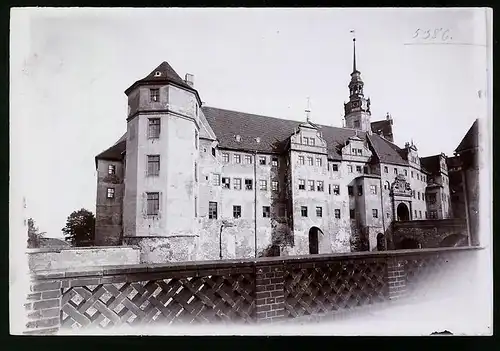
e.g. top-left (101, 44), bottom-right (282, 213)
top-left (308, 227), bottom-right (323, 254)
top-left (396, 203), bottom-right (410, 221)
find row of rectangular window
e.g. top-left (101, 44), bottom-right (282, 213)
top-left (383, 166), bottom-right (427, 182)
top-left (212, 175), bottom-right (278, 191)
top-left (221, 153), bottom-right (278, 166)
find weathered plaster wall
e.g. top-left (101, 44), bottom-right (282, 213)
top-left (27, 246), bottom-right (141, 271)
top-left (95, 159), bottom-right (124, 246)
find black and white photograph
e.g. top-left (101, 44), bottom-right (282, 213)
top-left (9, 7), bottom-right (492, 336)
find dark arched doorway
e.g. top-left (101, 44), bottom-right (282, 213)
top-left (396, 203), bottom-right (410, 221)
top-left (439, 234), bottom-right (468, 248)
top-left (376, 233), bottom-right (386, 251)
top-left (309, 227), bottom-right (322, 254)
top-left (399, 238), bottom-right (421, 249)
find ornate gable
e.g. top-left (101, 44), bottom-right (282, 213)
top-left (391, 174), bottom-right (412, 197)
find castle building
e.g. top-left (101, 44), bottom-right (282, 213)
top-left (94, 39), bottom-right (452, 262)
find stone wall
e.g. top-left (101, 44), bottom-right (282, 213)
top-left (27, 246), bottom-right (141, 271)
top-left (392, 218), bottom-right (468, 249)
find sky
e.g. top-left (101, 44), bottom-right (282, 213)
top-left (10, 8), bottom-right (489, 239)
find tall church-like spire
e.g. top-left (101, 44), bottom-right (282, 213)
top-left (344, 32), bottom-right (372, 133)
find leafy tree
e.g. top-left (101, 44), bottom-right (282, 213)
top-left (27, 218), bottom-right (46, 248)
top-left (62, 208), bottom-right (96, 247)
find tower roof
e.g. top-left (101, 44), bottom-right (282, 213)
top-left (124, 61), bottom-right (201, 103)
top-left (352, 37), bottom-right (359, 74)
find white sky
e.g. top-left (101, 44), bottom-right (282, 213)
top-left (10, 8), bottom-right (489, 238)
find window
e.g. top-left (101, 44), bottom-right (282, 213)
top-left (147, 155), bottom-right (160, 176)
top-left (308, 180), bottom-right (315, 191)
top-left (350, 209), bottom-right (355, 219)
top-left (301, 206), bottom-right (308, 217)
top-left (308, 157), bottom-right (314, 166)
top-left (316, 206), bottom-right (323, 217)
top-left (412, 190), bottom-right (416, 198)
top-left (259, 156), bottom-right (267, 165)
top-left (429, 210), bottom-right (437, 219)
top-left (245, 179), bottom-right (253, 190)
top-left (212, 174), bottom-right (221, 186)
top-left (334, 209), bottom-right (341, 219)
top-left (328, 184), bottom-right (331, 194)
top-left (299, 179), bottom-right (306, 190)
top-left (233, 205), bottom-right (241, 219)
top-left (272, 181), bottom-right (279, 191)
top-left (194, 162), bottom-right (198, 182)
top-left (222, 153), bottom-right (229, 163)
top-left (332, 164), bottom-right (338, 172)
top-left (356, 165), bottom-right (362, 173)
top-left (108, 164), bottom-right (116, 175)
top-left (303, 137), bottom-right (309, 145)
top-left (358, 148), bottom-right (362, 155)
top-left (150, 88), bottom-right (160, 102)
top-left (414, 210), bottom-right (417, 218)
top-left (208, 201), bottom-right (218, 219)
top-left (234, 154), bottom-right (241, 164)
top-left (272, 157), bottom-right (278, 167)
top-left (384, 181), bottom-right (390, 190)
top-left (354, 120), bottom-right (360, 128)
top-left (417, 174), bottom-right (420, 180)
top-left (147, 192), bottom-right (160, 216)
top-left (234, 178), bottom-right (242, 190)
top-left (106, 188), bottom-right (115, 199)
top-left (411, 171), bottom-right (414, 178)
top-left (298, 155), bottom-right (305, 165)
top-left (259, 180), bottom-right (267, 191)
top-left (310, 138), bottom-right (315, 146)
top-left (370, 185), bottom-right (377, 195)
top-left (317, 181), bottom-right (324, 192)
top-left (316, 158), bottom-right (322, 167)
top-left (348, 186), bottom-right (354, 196)
top-left (211, 148), bottom-right (216, 157)
top-left (348, 165), bottom-right (353, 173)
top-left (372, 209), bottom-right (378, 218)
top-left (363, 166), bottom-right (369, 174)
top-left (423, 193), bottom-right (426, 201)
top-left (357, 185), bottom-right (363, 196)
top-left (394, 168), bottom-right (398, 174)
top-left (333, 185), bottom-right (340, 195)
top-left (425, 211), bottom-right (428, 219)
top-left (386, 212), bottom-right (390, 218)
top-left (417, 192), bottom-right (420, 200)
top-left (419, 210), bottom-right (422, 218)
top-left (245, 155), bottom-right (252, 164)
top-left (195, 130), bottom-right (198, 150)
top-left (222, 177), bottom-right (231, 189)
top-left (384, 166), bottom-right (388, 173)
top-left (263, 206), bottom-right (271, 218)
top-left (148, 118), bottom-right (161, 139)
top-left (404, 169), bottom-right (407, 176)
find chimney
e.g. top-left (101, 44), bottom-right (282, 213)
top-left (185, 73), bottom-right (194, 87)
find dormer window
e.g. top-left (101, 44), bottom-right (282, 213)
top-left (303, 137), bottom-right (309, 145)
top-left (310, 138), bottom-right (315, 146)
top-left (154, 71), bottom-right (161, 77)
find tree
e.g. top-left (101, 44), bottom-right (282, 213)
top-left (62, 208), bottom-right (96, 247)
top-left (27, 218), bottom-right (46, 248)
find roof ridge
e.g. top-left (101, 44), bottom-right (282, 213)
top-left (201, 105), bottom-right (357, 133)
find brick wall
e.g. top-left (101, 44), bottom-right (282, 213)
top-left (24, 279), bottom-right (62, 334)
top-left (255, 264), bottom-right (285, 322)
top-left (392, 218), bottom-right (468, 248)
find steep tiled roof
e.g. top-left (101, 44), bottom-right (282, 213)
top-left (455, 119), bottom-right (479, 153)
top-left (95, 133), bottom-right (126, 166)
top-left (202, 106), bottom-right (408, 165)
top-left (420, 155), bottom-right (440, 174)
top-left (370, 119), bottom-right (394, 141)
top-left (124, 62), bottom-right (199, 100)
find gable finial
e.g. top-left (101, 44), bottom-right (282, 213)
top-left (305, 96), bottom-right (311, 123)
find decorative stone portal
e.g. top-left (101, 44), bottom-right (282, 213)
top-left (308, 227), bottom-right (323, 254)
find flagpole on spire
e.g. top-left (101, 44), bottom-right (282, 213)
top-left (350, 29), bottom-right (357, 73)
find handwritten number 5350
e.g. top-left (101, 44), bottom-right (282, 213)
top-left (413, 28), bottom-right (451, 41)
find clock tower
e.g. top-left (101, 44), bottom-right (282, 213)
top-left (344, 37), bottom-right (372, 133)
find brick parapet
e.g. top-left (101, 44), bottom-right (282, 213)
top-left (23, 278), bottom-right (62, 335)
top-left (255, 264), bottom-right (285, 322)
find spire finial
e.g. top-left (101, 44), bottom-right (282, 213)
top-left (305, 97), bottom-right (311, 122)
top-left (350, 30), bottom-right (357, 73)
